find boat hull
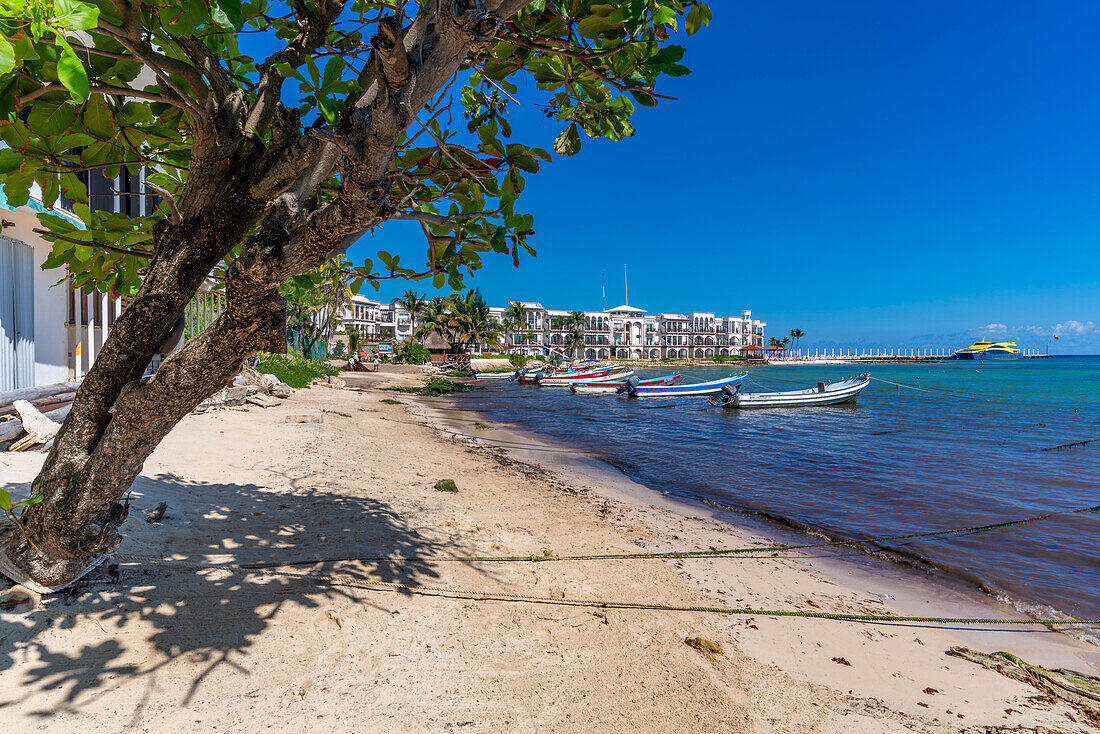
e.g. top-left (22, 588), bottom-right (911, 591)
top-left (629, 373), bottom-right (747, 397)
top-left (953, 351), bottom-right (1021, 360)
top-left (726, 376), bottom-right (870, 408)
top-left (535, 369), bottom-right (619, 386)
top-left (570, 373), bottom-right (682, 394)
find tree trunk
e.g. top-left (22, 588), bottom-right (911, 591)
top-left (6, 0), bottom-right (513, 588)
top-left (5, 172), bottom-right (271, 586)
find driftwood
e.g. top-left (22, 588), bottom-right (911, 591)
top-left (0, 405), bottom-right (73, 444)
top-left (0, 392), bottom-right (77, 418)
top-left (13, 401), bottom-right (63, 444)
top-left (0, 381), bottom-right (80, 409)
top-left (948, 646), bottom-right (1100, 708)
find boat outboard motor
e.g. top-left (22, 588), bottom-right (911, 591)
top-left (619, 375), bottom-right (641, 395)
top-left (509, 367), bottom-right (527, 382)
top-left (721, 383), bottom-right (740, 405)
top-left (533, 371), bottom-right (545, 386)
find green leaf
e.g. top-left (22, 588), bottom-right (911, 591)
top-left (0, 148), bottom-right (23, 175)
top-left (82, 97), bottom-right (115, 139)
top-left (0, 35), bottom-right (15, 76)
top-left (652, 6), bottom-right (678, 29)
top-left (38, 211), bottom-right (80, 234)
top-left (53, 0), bottom-right (100, 30)
top-left (274, 62), bottom-right (306, 82)
top-left (40, 173), bottom-right (60, 208)
top-left (55, 37), bottom-right (89, 102)
top-left (27, 96), bottom-right (78, 135)
top-left (553, 122), bottom-right (581, 156)
top-left (0, 488), bottom-right (11, 511)
top-left (686, 5), bottom-right (712, 35)
top-left (0, 120), bottom-right (29, 149)
top-left (212, 0), bottom-right (244, 31)
top-left (16, 494), bottom-right (44, 508)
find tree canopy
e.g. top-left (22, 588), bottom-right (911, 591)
top-left (0, 0), bottom-right (711, 587)
top-left (1, 0), bottom-right (711, 298)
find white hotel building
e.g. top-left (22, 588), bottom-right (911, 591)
top-left (337, 296), bottom-right (766, 360)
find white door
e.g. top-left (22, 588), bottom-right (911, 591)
top-left (0, 237), bottom-right (34, 391)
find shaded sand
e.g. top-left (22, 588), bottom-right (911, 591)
top-left (1, 369), bottom-right (1096, 733)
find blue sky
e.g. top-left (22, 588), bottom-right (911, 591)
top-left (346, 2), bottom-right (1100, 353)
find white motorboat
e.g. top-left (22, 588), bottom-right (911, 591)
top-left (714, 374), bottom-right (871, 408)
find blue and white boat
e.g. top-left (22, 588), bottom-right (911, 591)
top-left (624, 373), bottom-right (747, 397)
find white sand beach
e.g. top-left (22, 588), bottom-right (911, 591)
top-left (1, 369), bottom-right (1096, 733)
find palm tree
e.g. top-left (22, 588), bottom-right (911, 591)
top-left (565, 310), bottom-right (587, 358)
top-left (346, 328), bottom-right (361, 355)
top-left (396, 288), bottom-right (428, 342)
top-left (504, 301), bottom-right (527, 350)
top-left (414, 296), bottom-right (453, 340)
top-left (449, 289), bottom-right (503, 353)
top-left (789, 328), bottom-right (805, 357)
top-left (317, 254), bottom-right (354, 343)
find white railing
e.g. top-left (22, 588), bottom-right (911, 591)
top-left (67, 285), bottom-right (121, 379)
top-left (184, 288), bottom-right (225, 343)
top-left (67, 284), bottom-right (226, 379)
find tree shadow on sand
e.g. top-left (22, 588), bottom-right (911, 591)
top-left (0, 471), bottom-right (497, 722)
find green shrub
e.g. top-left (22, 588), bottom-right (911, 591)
top-left (331, 342), bottom-right (346, 358)
top-left (508, 354), bottom-right (528, 367)
top-left (254, 352), bottom-right (340, 388)
top-left (384, 377), bottom-right (477, 397)
top-left (394, 341), bottom-right (432, 365)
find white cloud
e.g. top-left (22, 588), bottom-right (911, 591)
top-left (1054, 320), bottom-right (1096, 335)
top-left (978, 323), bottom-right (1007, 332)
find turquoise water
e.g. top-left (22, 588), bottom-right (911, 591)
top-left (464, 357), bottom-right (1100, 622)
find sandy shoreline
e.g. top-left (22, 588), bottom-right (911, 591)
top-left (1, 368), bottom-right (1097, 732)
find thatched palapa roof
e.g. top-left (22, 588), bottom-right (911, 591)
top-left (418, 332), bottom-right (453, 351)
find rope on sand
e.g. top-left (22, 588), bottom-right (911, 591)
top-left (119, 504), bottom-right (1100, 569)
top-left (109, 554), bottom-right (1100, 628)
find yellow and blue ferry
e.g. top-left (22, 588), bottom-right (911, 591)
top-left (953, 340), bottom-right (1021, 360)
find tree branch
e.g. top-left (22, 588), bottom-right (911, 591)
top-left (144, 183), bottom-right (182, 224)
top-left (33, 228), bottom-right (153, 259)
top-left (16, 83), bottom-right (190, 108)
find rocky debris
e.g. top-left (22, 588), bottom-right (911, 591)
top-left (0, 584), bottom-right (42, 612)
top-left (246, 394), bottom-right (281, 408)
top-left (233, 364), bottom-right (269, 387)
top-left (144, 502), bottom-right (168, 523)
top-left (196, 368), bottom-right (296, 413)
top-left (311, 376), bottom-right (347, 389)
top-left (285, 414), bottom-right (324, 424)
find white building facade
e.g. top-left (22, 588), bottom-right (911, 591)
top-left (334, 299), bottom-right (765, 360)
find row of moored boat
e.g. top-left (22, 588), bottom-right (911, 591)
top-left (475, 361), bottom-right (872, 408)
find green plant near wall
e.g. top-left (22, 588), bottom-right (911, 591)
top-left (395, 341), bottom-right (431, 365)
top-left (254, 353), bottom-right (340, 388)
